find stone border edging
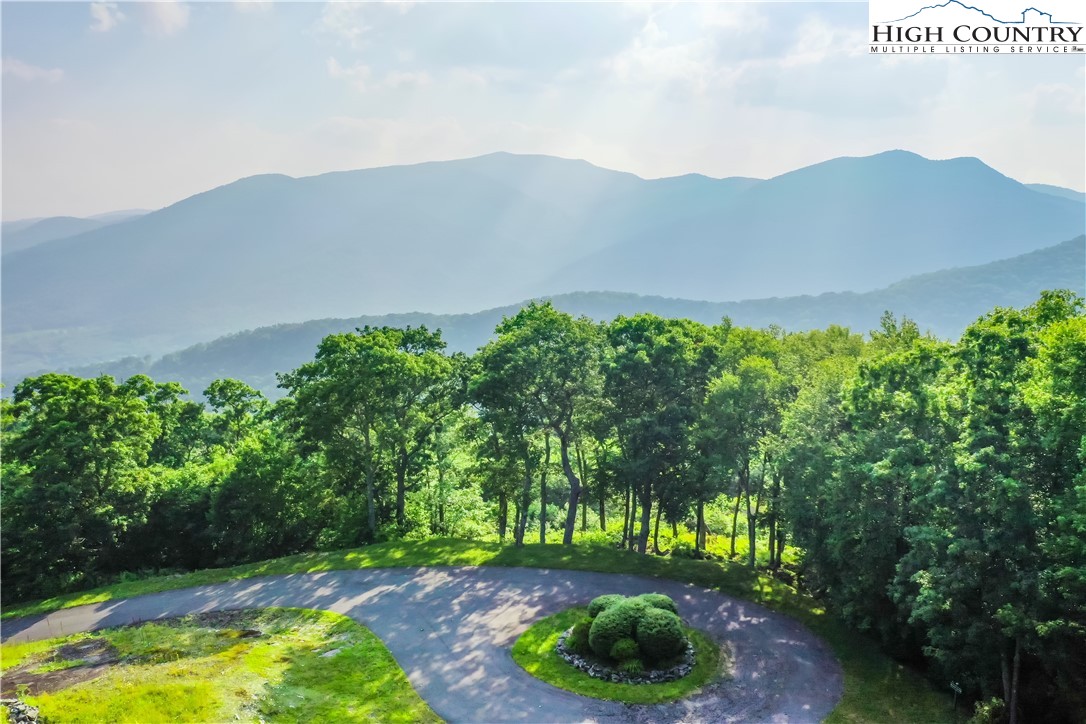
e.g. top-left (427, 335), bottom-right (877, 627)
top-left (555, 627), bottom-right (696, 684)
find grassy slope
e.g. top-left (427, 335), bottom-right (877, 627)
top-left (0, 608), bottom-right (438, 723)
top-left (1, 539), bottom-right (955, 723)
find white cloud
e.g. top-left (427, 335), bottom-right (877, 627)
top-left (327, 57), bottom-right (372, 90)
top-left (698, 3), bottom-right (765, 30)
top-left (89, 2), bottom-right (125, 32)
top-left (604, 19), bottom-right (717, 96)
top-left (317, 3), bottom-right (371, 48)
top-left (143, 2), bottom-right (190, 36)
top-left (383, 70), bottom-right (431, 90)
top-left (383, 0), bottom-right (415, 15)
top-left (600, 4), bottom-right (770, 97)
top-left (234, 0), bottom-right (272, 13)
top-left (780, 16), bottom-right (866, 67)
top-left (327, 57), bottom-right (432, 92)
top-left (2, 57), bottom-right (63, 83)
top-left (1028, 82), bottom-right (1086, 124)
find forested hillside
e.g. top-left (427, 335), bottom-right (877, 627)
top-left (3, 291), bottom-right (1083, 722)
top-left (57, 236), bottom-right (1086, 399)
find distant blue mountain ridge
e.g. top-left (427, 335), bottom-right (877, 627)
top-left (2, 149), bottom-right (1083, 379)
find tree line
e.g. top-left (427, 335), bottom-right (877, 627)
top-left (2, 291), bottom-right (1083, 722)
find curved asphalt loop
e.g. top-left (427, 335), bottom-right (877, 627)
top-left (1, 567), bottom-right (844, 723)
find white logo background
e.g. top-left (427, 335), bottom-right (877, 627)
top-left (873, 0), bottom-right (1082, 26)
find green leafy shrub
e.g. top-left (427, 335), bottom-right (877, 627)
top-left (588, 599), bottom-right (648, 658)
top-left (619, 659), bottom-right (645, 676)
top-left (636, 607), bottom-right (686, 663)
top-left (636, 593), bottom-right (678, 614)
top-left (968, 697), bottom-right (1006, 724)
top-left (609, 637), bottom-right (641, 662)
top-left (587, 594), bottom-right (625, 618)
top-left (669, 540), bottom-right (699, 559)
top-left (565, 618), bottom-right (592, 655)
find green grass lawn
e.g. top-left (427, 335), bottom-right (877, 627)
top-left (0, 608), bottom-right (439, 723)
top-left (511, 606), bottom-right (723, 704)
top-left (1, 538), bottom-right (957, 722)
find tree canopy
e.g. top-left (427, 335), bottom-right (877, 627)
top-left (2, 291), bottom-right (1083, 722)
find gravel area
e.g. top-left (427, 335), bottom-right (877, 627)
top-left (1, 567), bottom-right (843, 723)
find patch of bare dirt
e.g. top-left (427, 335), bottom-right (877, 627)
top-left (1, 638), bottom-right (119, 697)
top-left (0, 610), bottom-right (265, 699)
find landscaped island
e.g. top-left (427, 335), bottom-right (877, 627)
top-left (512, 592), bottom-right (724, 704)
top-left (563, 593), bottom-right (693, 682)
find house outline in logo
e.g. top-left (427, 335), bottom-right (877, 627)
top-left (885, 0), bottom-right (1079, 25)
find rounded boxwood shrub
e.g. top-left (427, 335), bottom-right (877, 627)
top-left (608, 637), bottom-right (641, 662)
top-left (587, 594), bottom-right (626, 618)
top-left (566, 617), bottom-right (593, 655)
top-left (636, 607), bottom-right (686, 663)
top-left (588, 599), bottom-right (649, 658)
top-left (636, 593), bottom-right (678, 615)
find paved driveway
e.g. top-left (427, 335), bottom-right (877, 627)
top-left (1, 567), bottom-right (843, 723)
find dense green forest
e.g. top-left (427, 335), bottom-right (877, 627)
top-left (2, 291), bottom-right (1083, 722)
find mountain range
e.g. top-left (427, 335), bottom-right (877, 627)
top-left (2, 150), bottom-right (1083, 380)
top-left (1, 210), bottom-right (148, 256)
top-left (55, 237), bottom-right (1086, 398)
top-left (545, 152), bottom-right (1083, 299)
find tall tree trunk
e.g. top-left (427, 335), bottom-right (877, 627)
top-left (364, 427), bottom-right (377, 541)
top-left (576, 441), bottom-right (589, 532)
top-left (767, 511), bottom-right (776, 568)
top-left (519, 502), bottom-right (530, 547)
top-left (395, 445), bottom-right (409, 530)
top-left (636, 482), bottom-right (652, 554)
top-left (730, 489), bottom-right (742, 558)
top-left (512, 498), bottom-right (523, 546)
top-left (766, 479), bottom-right (776, 568)
top-left (540, 432), bottom-right (551, 544)
top-left (436, 460), bottom-right (446, 535)
top-left (621, 483), bottom-right (630, 547)
top-left (776, 529), bottom-right (785, 569)
top-left (1001, 648), bottom-right (1011, 708)
top-left (768, 470), bottom-right (781, 569)
top-left (1009, 637), bottom-right (1022, 724)
top-left (559, 433), bottom-right (582, 545)
top-left (695, 500), bottom-right (705, 553)
top-left (498, 492), bottom-right (508, 542)
top-left (747, 458), bottom-right (765, 568)
top-left (593, 441), bottom-right (607, 531)
top-left (653, 504), bottom-right (662, 554)
top-left (516, 452), bottom-right (533, 547)
top-left (746, 486), bottom-right (757, 568)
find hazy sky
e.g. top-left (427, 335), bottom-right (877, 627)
top-left (2, 1), bottom-right (1084, 219)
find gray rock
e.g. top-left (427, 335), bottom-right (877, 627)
top-left (555, 627), bottom-right (697, 685)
